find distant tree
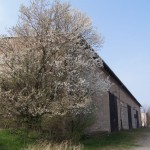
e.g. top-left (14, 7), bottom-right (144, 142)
top-left (141, 105), bottom-right (149, 113)
top-left (0, 0), bottom-right (110, 129)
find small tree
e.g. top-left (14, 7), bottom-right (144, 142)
top-left (0, 0), bottom-right (110, 129)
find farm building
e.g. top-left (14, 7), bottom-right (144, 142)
top-left (87, 53), bottom-right (142, 133)
top-left (0, 37), bottom-right (141, 133)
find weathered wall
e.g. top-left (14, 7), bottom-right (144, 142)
top-left (110, 79), bottom-right (141, 129)
top-left (87, 92), bottom-right (110, 133)
top-left (88, 67), bottom-right (141, 133)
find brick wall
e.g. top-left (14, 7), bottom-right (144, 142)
top-left (87, 68), bottom-right (141, 133)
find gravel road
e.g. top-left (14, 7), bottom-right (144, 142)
top-left (131, 129), bottom-right (150, 150)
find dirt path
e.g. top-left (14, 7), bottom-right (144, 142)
top-left (131, 129), bottom-right (150, 150)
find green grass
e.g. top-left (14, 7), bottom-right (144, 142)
top-left (81, 128), bottom-right (148, 150)
top-left (0, 128), bottom-right (149, 150)
top-left (0, 129), bottom-right (39, 150)
top-left (0, 129), bottom-right (24, 150)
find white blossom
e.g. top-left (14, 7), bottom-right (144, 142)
top-left (0, 0), bottom-right (110, 122)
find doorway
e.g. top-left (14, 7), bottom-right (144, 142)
top-left (109, 92), bottom-right (119, 132)
top-left (127, 105), bottom-right (132, 129)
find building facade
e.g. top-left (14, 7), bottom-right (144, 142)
top-left (0, 37), bottom-right (141, 133)
top-left (88, 60), bottom-right (141, 133)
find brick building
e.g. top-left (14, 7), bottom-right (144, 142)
top-left (0, 37), bottom-right (141, 133)
top-left (88, 57), bottom-right (141, 133)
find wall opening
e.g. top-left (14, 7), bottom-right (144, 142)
top-left (127, 105), bottom-right (132, 129)
top-left (136, 110), bottom-right (139, 128)
top-left (109, 92), bottom-right (119, 132)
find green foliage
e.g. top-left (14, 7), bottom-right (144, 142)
top-left (41, 115), bottom-right (65, 138)
top-left (40, 113), bottom-right (95, 141)
top-left (65, 113), bottom-right (96, 141)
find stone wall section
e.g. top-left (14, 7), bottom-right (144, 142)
top-left (88, 67), bottom-right (141, 133)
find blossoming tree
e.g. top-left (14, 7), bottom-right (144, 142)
top-left (0, 0), bottom-right (111, 128)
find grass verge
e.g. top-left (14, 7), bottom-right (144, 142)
top-left (0, 128), bottom-right (149, 150)
top-left (81, 128), bottom-right (150, 150)
top-left (81, 130), bottom-right (135, 150)
top-left (0, 129), bottom-right (39, 150)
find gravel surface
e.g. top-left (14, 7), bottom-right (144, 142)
top-left (131, 130), bottom-right (150, 150)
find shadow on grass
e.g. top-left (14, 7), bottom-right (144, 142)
top-left (80, 128), bottom-right (150, 150)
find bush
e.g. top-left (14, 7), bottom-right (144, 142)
top-left (0, 115), bottom-right (17, 129)
top-left (41, 113), bottom-right (95, 141)
top-left (65, 113), bottom-right (95, 141)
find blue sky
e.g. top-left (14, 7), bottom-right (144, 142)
top-left (0, 0), bottom-right (150, 107)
